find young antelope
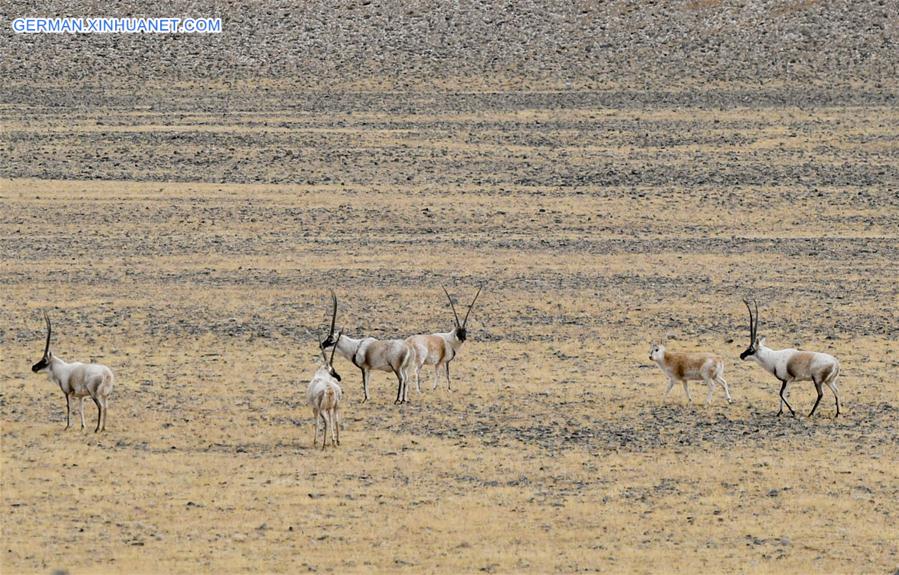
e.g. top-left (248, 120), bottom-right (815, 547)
top-left (649, 343), bottom-right (731, 404)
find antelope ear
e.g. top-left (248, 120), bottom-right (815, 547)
top-left (757, 336), bottom-right (766, 347)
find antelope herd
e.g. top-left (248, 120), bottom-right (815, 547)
top-left (28, 290), bottom-right (844, 446)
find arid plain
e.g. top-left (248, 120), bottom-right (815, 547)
top-left (1, 96), bottom-right (897, 574)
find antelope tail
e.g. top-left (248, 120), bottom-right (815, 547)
top-left (826, 362), bottom-right (841, 385)
top-left (317, 388), bottom-right (336, 410)
top-left (102, 370), bottom-right (115, 392)
top-left (400, 346), bottom-right (414, 381)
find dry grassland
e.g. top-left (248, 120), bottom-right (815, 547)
top-left (1, 102), bottom-right (897, 574)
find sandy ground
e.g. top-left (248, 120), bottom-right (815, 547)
top-left (1, 100), bottom-right (897, 574)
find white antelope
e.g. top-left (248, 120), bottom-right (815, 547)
top-left (319, 292), bottom-right (415, 404)
top-left (30, 312), bottom-right (114, 432)
top-left (649, 343), bottom-right (732, 404)
top-left (739, 299), bottom-right (842, 417)
top-left (307, 331), bottom-right (343, 449)
top-left (406, 285), bottom-right (482, 393)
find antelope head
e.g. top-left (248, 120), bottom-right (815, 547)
top-left (31, 311), bottom-right (53, 372)
top-left (649, 342), bottom-right (666, 362)
top-left (443, 285), bottom-right (483, 343)
top-left (320, 290), bottom-right (339, 350)
top-left (739, 298), bottom-right (765, 360)
top-left (319, 331), bottom-right (342, 381)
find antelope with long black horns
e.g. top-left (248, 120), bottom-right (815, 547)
top-left (319, 291), bottom-right (415, 404)
top-left (739, 299), bottom-right (842, 417)
top-left (406, 285), bottom-right (483, 393)
top-left (30, 311), bottom-right (115, 432)
top-left (307, 331), bottom-right (343, 449)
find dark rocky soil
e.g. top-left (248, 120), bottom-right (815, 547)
top-left (3, 0), bottom-right (897, 92)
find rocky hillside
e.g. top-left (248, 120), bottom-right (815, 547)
top-left (3, 0), bottom-right (897, 92)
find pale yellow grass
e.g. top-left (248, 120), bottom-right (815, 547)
top-left (1, 102), bottom-right (898, 574)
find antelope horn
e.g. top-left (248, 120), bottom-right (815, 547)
top-left (42, 311), bottom-right (52, 356)
top-left (443, 287), bottom-right (461, 328)
top-left (319, 324), bottom-right (329, 362)
top-left (327, 290), bottom-right (338, 339)
top-left (462, 284), bottom-right (483, 328)
top-left (754, 299), bottom-right (760, 339)
top-left (330, 332), bottom-right (342, 366)
top-left (742, 298), bottom-right (756, 342)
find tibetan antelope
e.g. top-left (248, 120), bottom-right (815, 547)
top-left (406, 285), bottom-right (483, 393)
top-left (649, 343), bottom-right (732, 404)
top-left (30, 312), bottom-right (114, 432)
top-left (739, 299), bottom-right (841, 417)
top-left (307, 331), bottom-right (343, 449)
top-left (319, 292), bottom-right (415, 404)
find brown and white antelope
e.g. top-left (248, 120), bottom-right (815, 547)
top-left (319, 292), bottom-right (415, 404)
top-left (739, 299), bottom-right (842, 417)
top-left (406, 285), bottom-right (483, 393)
top-left (649, 342), bottom-right (732, 404)
top-left (30, 312), bottom-right (114, 432)
top-left (307, 331), bottom-right (343, 449)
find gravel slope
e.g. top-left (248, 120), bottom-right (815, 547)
top-left (3, 0), bottom-right (897, 92)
